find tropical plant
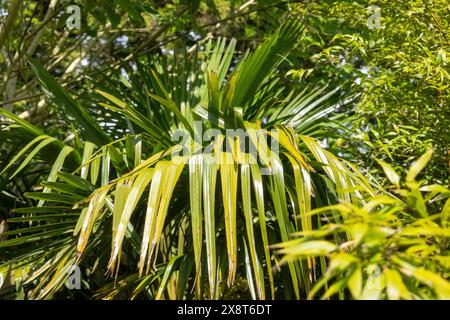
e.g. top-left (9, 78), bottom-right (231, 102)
top-left (290, 0), bottom-right (450, 185)
top-left (0, 19), bottom-right (376, 300)
top-left (277, 149), bottom-right (450, 300)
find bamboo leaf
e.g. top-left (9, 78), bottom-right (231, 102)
top-left (406, 149), bottom-right (434, 183)
top-left (376, 159), bottom-right (400, 188)
top-left (384, 268), bottom-right (411, 300)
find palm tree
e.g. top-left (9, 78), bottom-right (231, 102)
top-left (0, 19), bottom-right (375, 300)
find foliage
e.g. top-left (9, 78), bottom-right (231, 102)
top-left (277, 150), bottom-right (450, 299)
top-left (0, 0), bottom-right (448, 301)
top-left (289, 0), bottom-right (449, 184)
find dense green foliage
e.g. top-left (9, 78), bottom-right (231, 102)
top-left (292, 0), bottom-right (449, 184)
top-left (0, 0), bottom-right (448, 300)
top-left (278, 150), bottom-right (450, 299)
